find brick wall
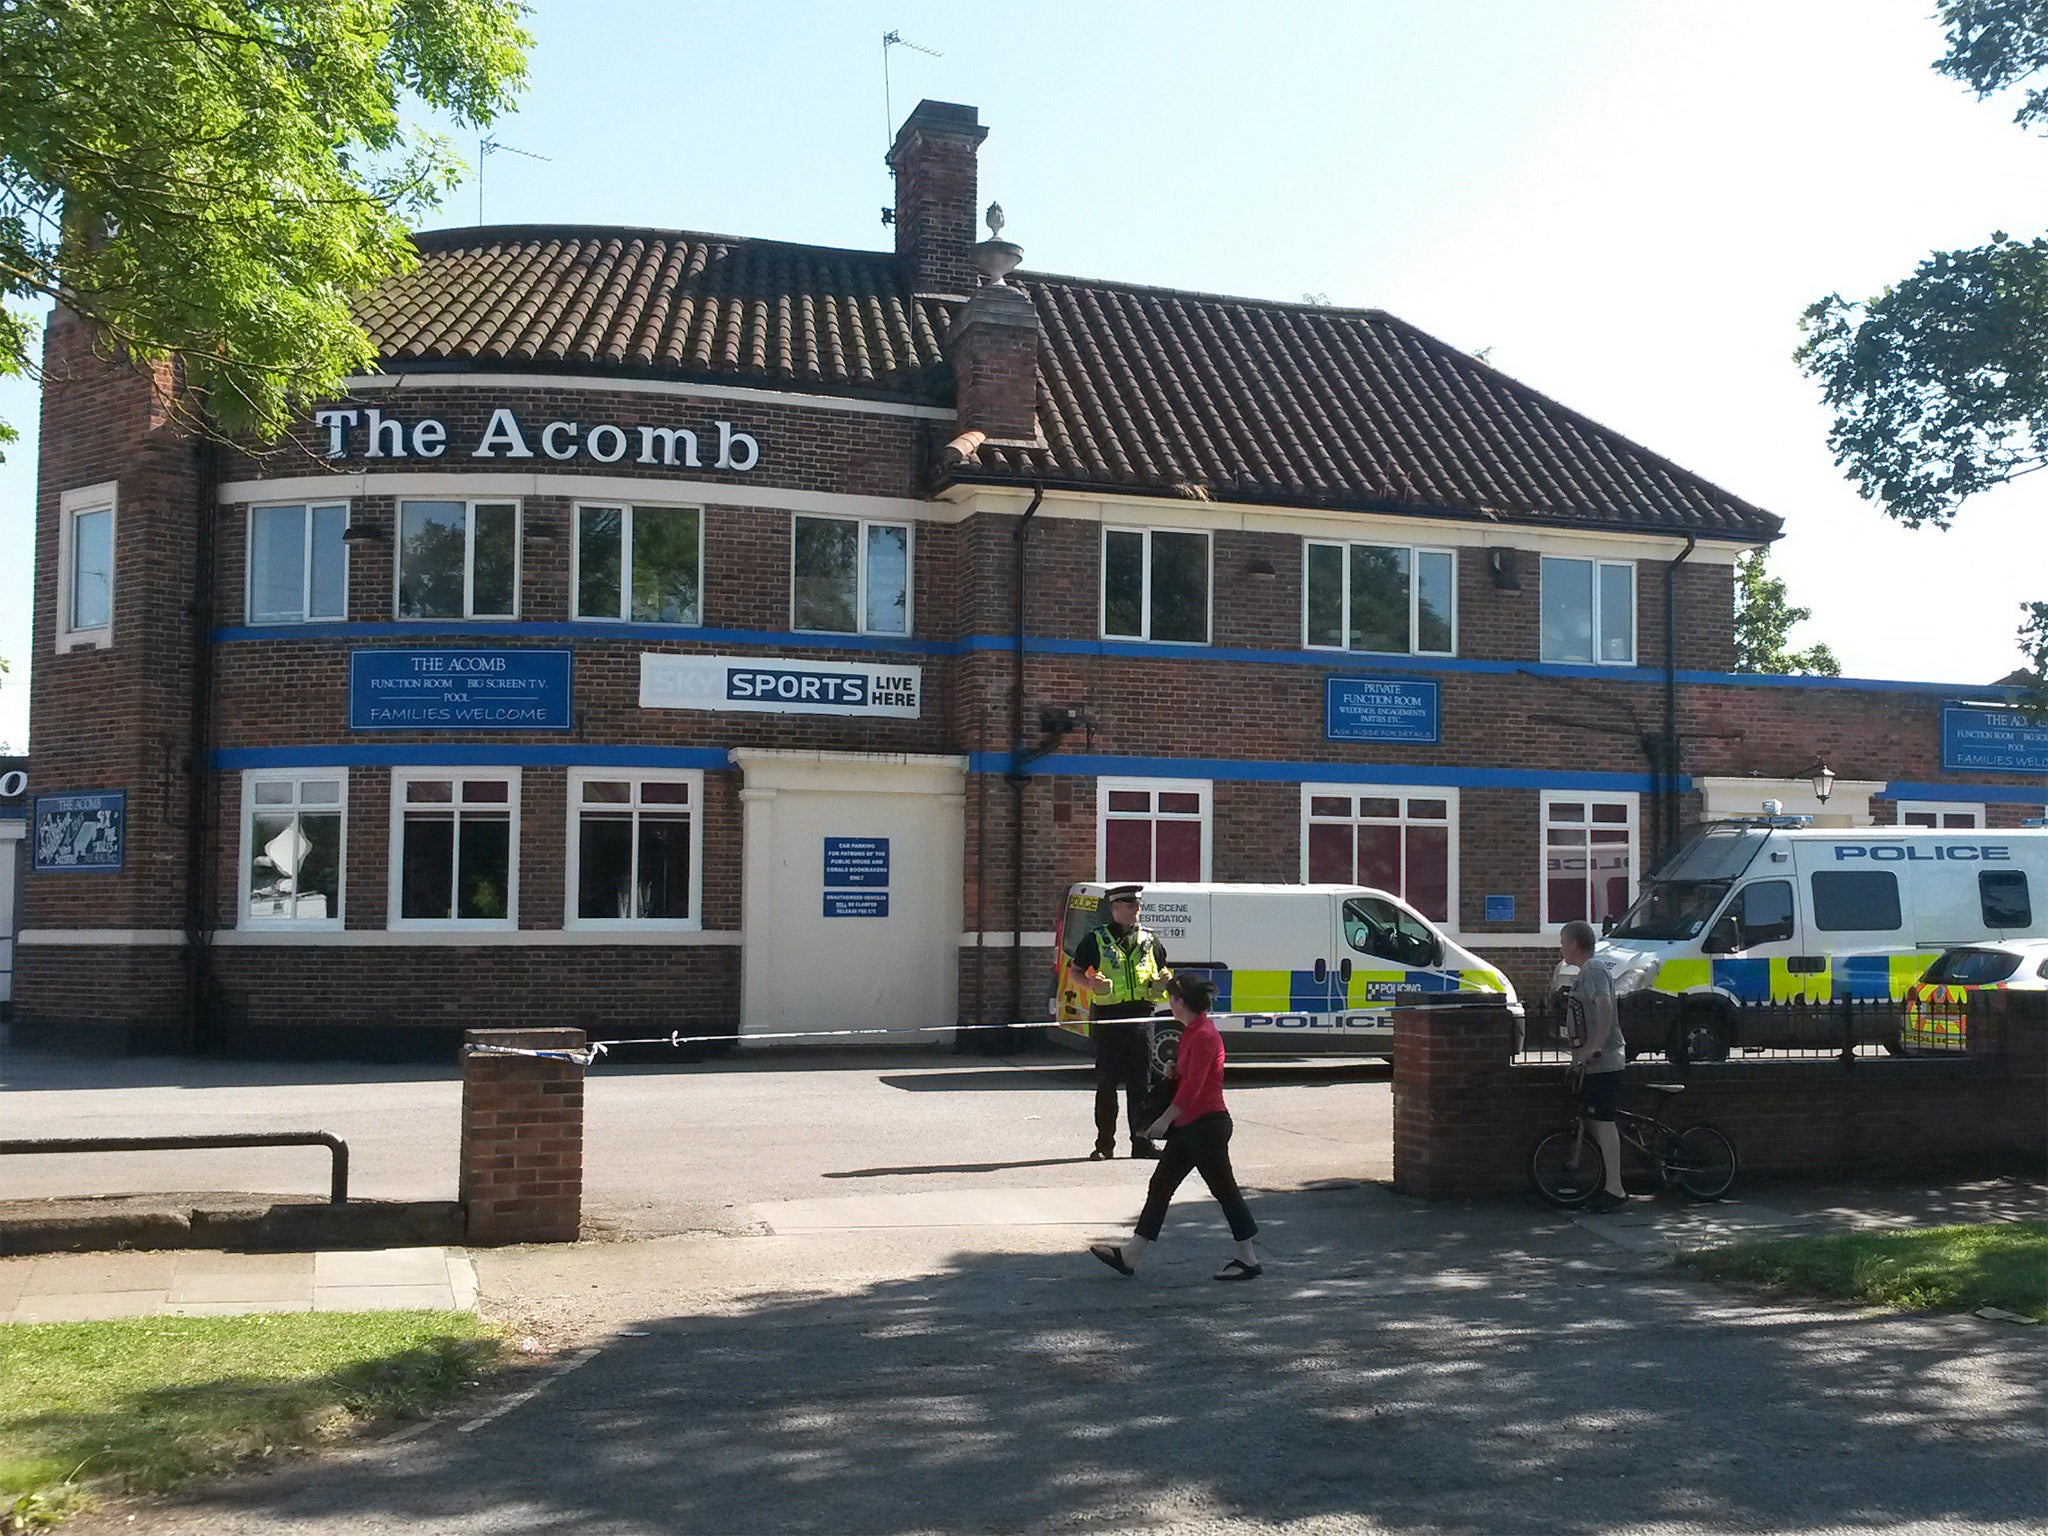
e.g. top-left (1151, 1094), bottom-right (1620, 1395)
top-left (459, 1027), bottom-right (586, 1243)
top-left (1392, 997), bottom-right (2047, 1200)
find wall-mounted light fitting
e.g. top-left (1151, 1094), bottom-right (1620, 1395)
top-left (1487, 548), bottom-right (1521, 590)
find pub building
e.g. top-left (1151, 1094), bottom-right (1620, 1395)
top-left (17, 101), bottom-right (2046, 1055)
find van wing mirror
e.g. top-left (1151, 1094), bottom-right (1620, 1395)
top-left (1429, 936), bottom-right (1445, 969)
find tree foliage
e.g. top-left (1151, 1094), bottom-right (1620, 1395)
top-left (0, 0), bottom-right (531, 452)
top-left (1732, 549), bottom-right (1841, 677)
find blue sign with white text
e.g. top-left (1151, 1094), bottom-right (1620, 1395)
top-left (824, 892), bottom-right (890, 918)
top-left (823, 837), bottom-right (890, 888)
top-left (33, 790), bottom-right (125, 872)
top-left (1325, 677), bottom-right (1440, 744)
top-left (350, 649), bottom-right (572, 731)
top-left (1942, 706), bottom-right (2048, 775)
top-left (1485, 894), bottom-right (1516, 923)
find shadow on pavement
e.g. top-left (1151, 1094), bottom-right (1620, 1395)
top-left (823, 1156), bottom-right (1100, 1178)
top-left (139, 1185), bottom-right (2048, 1535)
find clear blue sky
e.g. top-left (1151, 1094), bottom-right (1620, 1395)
top-left (2, 0), bottom-right (2041, 751)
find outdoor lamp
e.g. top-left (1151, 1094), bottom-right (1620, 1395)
top-left (340, 521), bottom-right (385, 545)
top-left (1809, 760), bottom-right (1836, 804)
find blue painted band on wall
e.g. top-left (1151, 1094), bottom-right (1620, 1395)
top-left (1881, 781), bottom-right (2048, 805)
top-left (968, 751), bottom-right (1682, 792)
top-left (213, 744), bottom-right (732, 771)
top-left (209, 619), bottom-right (2016, 701)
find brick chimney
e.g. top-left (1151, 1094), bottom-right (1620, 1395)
top-left (890, 100), bottom-right (987, 298)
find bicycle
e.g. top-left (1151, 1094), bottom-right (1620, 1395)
top-left (1528, 1081), bottom-right (1738, 1207)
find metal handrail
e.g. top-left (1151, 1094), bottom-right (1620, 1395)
top-left (0, 1132), bottom-right (349, 1205)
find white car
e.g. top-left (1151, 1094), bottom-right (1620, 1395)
top-left (1900, 938), bottom-right (2048, 1051)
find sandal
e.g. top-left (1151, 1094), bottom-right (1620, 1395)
top-left (1213, 1259), bottom-right (1263, 1282)
top-left (1089, 1243), bottom-right (1135, 1277)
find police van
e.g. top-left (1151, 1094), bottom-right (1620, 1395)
top-left (1053, 882), bottom-right (1518, 1073)
top-left (1592, 820), bottom-right (2048, 1060)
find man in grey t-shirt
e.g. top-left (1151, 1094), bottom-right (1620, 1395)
top-left (1561, 921), bottom-right (1629, 1211)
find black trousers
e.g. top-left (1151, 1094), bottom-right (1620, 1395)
top-left (1092, 1020), bottom-right (1153, 1152)
top-left (1135, 1111), bottom-right (1258, 1243)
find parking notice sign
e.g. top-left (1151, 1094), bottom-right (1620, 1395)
top-left (823, 836), bottom-right (890, 916)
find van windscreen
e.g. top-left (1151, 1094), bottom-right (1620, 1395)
top-left (1652, 825), bottom-right (1769, 884)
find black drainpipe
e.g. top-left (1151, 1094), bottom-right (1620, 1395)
top-left (183, 436), bottom-right (221, 1052)
top-left (1662, 534), bottom-right (1696, 864)
top-left (1006, 484), bottom-right (1046, 1032)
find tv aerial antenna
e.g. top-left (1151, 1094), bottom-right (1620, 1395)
top-left (882, 30), bottom-right (941, 151)
top-left (477, 137), bottom-right (551, 225)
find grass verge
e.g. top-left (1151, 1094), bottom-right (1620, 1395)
top-left (0, 1311), bottom-right (499, 1529)
top-left (1678, 1220), bottom-right (2048, 1321)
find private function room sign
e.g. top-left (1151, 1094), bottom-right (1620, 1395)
top-left (640, 654), bottom-right (921, 718)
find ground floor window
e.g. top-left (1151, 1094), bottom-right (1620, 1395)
top-left (1896, 801), bottom-right (1983, 828)
top-left (1541, 792), bottom-right (1637, 928)
top-left (567, 769), bottom-right (702, 927)
top-left (1099, 778), bottom-right (1209, 882)
top-left (390, 770), bottom-right (519, 928)
top-left (240, 773), bottom-right (344, 927)
top-left (1302, 785), bottom-right (1455, 923)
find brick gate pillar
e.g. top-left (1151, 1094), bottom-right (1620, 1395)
top-left (1391, 1000), bottom-right (1523, 1200)
top-left (460, 1028), bottom-right (588, 1244)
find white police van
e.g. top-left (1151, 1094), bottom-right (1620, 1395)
top-left (1053, 882), bottom-right (1518, 1072)
top-left (1591, 820), bottom-right (2048, 1060)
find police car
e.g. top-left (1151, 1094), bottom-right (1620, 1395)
top-left (1899, 938), bottom-right (2048, 1051)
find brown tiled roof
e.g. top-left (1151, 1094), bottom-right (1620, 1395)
top-left (360, 227), bottom-right (957, 402)
top-left (362, 227), bottom-right (1779, 540)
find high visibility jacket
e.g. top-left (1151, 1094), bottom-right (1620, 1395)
top-left (1094, 925), bottom-right (1168, 1007)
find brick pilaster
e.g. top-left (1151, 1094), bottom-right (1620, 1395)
top-left (1391, 1000), bottom-right (1523, 1200)
top-left (459, 1027), bottom-right (587, 1244)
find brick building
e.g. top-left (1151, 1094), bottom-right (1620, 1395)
top-left (16, 100), bottom-right (2047, 1054)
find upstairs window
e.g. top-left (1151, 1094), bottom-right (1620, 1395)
top-left (58, 482), bottom-right (116, 651)
top-left (1541, 556), bottom-right (1634, 664)
top-left (248, 503), bottom-right (349, 624)
top-left (398, 500), bottom-right (518, 619)
top-left (1304, 542), bottom-right (1455, 655)
top-left (1103, 528), bottom-right (1209, 644)
top-left (1897, 802), bottom-right (1982, 828)
top-left (576, 504), bottom-right (701, 625)
top-left (793, 516), bottom-right (910, 635)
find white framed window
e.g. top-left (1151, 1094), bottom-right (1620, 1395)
top-left (1099, 778), bottom-right (1210, 882)
top-left (1302, 785), bottom-right (1458, 925)
top-left (396, 500), bottom-right (519, 619)
top-left (238, 771), bottom-right (345, 929)
top-left (1896, 801), bottom-right (1983, 829)
top-left (57, 481), bottom-right (117, 651)
top-left (565, 769), bottom-right (704, 929)
top-left (791, 515), bottom-right (911, 635)
top-left (1102, 527), bottom-right (1210, 644)
top-left (388, 769), bottom-right (519, 929)
top-left (1541, 556), bottom-right (1635, 664)
top-left (574, 503), bottom-right (703, 625)
top-left (1541, 791), bottom-right (1638, 928)
top-left (1303, 542), bottom-right (1456, 656)
top-left (247, 502), bottom-right (349, 624)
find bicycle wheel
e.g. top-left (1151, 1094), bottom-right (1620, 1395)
top-left (1530, 1128), bottom-right (1606, 1208)
top-left (1673, 1125), bottom-right (1737, 1201)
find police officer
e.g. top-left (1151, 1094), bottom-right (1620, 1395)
top-left (1072, 883), bottom-right (1170, 1160)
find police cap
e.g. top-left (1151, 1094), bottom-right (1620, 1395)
top-left (1104, 883), bottom-right (1143, 905)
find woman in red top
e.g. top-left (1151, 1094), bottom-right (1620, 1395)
top-left (1090, 974), bottom-right (1262, 1281)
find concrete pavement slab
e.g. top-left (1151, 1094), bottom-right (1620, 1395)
top-left (167, 1258), bottom-right (315, 1306)
top-left (314, 1247), bottom-right (456, 1288)
top-left (19, 1251), bottom-right (179, 1295)
top-left (753, 1183), bottom-right (1146, 1231)
top-left (12, 1290), bottom-right (172, 1322)
top-left (313, 1284), bottom-right (462, 1313)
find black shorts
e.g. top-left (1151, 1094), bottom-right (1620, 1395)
top-left (1579, 1070), bottom-right (1622, 1122)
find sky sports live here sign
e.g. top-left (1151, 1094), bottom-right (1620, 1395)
top-left (1325, 677), bottom-right (1440, 744)
top-left (640, 654), bottom-right (921, 718)
top-left (350, 649), bottom-right (572, 731)
top-left (1942, 706), bottom-right (2048, 775)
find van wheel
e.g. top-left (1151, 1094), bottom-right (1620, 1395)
top-left (1669, 1006), bottom-right (1731, 1065)
top-left (1149, 1023), bottom-right (1182, 1079)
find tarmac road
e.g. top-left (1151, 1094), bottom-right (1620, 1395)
top-left (60, 1181), bottom-right (2048, 1536)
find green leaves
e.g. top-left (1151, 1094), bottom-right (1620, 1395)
top-left (0, 0), bottom-right (531, 447)
top-left (1937, 0), bottom-right (2048, 131)
top-left (1733, 549), bottom-right (1840, 677)
top-left (1798, 235), bottom-right (2048, 531)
